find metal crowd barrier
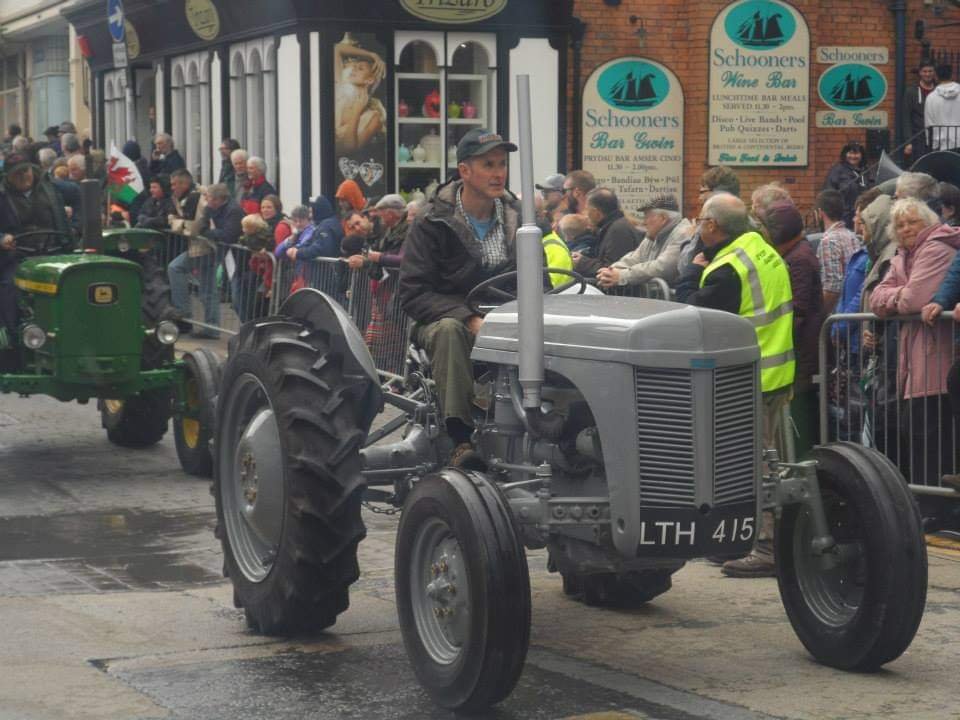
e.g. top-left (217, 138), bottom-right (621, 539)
top-left (156, 234), bottom-right (278, 337)
top-left (818, 311), bottom-right (959, 495)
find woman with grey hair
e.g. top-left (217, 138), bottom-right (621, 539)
top-left (872, 197), bottom-right (960, 484)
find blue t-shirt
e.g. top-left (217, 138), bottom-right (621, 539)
top-left (465, 213), bottom-right (493, 241)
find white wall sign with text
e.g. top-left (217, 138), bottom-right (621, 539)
top-left (581, 57), bottom-right (684, 213)
top-left (708, 0), bottom-right (810, 167)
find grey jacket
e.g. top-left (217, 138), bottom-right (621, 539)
top-left (612, 216), bottom-right (692, 287)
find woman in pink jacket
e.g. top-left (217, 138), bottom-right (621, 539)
top-left (870, 197), bottom-right (960, 484)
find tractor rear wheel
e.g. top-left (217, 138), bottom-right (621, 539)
top-left (214, 317), bottom-right (377, 635)
top-left (777, 442), bottom-right (927, 671)
top-left (174, 348), bottom-right (222, 477)
top-left (396, 469), bottom-right (531, 713)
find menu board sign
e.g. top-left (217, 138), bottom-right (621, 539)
top-left (708, 0), bottom-right (810, 166)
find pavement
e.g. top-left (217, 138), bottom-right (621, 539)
top-left (2, 387), bottom-right (960, 720)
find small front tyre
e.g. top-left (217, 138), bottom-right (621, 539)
top-left (777, 442), bottom-right (927, 671)
top-left (174, 348), bottom-right (222, 477)
top-left (99, 391), bottom-right (171, 447)
top-left (395, 469), bottom-right (531, 713)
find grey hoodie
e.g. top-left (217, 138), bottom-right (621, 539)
top-left (924, 81), bottom-right (960, 150)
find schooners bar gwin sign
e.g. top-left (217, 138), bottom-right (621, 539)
top-left (581, 57), bottom-right (684, 212)
top-left (708, 0), bottom-right (809, 166)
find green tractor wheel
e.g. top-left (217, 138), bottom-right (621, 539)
top-left (174, 348), bottom-right (222, 477)
top-left (99, 391), bottom-right (171, 447)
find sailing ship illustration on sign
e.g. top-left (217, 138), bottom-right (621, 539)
top-left (608, 70), bottom-right (659, 108)
top-left (828, 73), bottom-right (875, 108)
top-left (735, 10), bottom-right (784, 47)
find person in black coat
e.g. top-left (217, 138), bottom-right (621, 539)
top-left (902, 61), bottom-right (937, 161)
top-left (148, 133), bottom-right (186, 176)
top-left (823, 141), bottom-right (872, 229)
top-left (136, 176), bottom-right (177, 229)
top-left (573, 187), bottom-right (639, 276)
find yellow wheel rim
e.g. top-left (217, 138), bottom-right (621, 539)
top-left (181, 379), bottom-right (201, 449)
top-left (103, 399), bottom-right (124, 415)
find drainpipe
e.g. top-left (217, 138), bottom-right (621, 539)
top-left (891, 0), bottom-right (906, 147)
top-left (571, 17), bottom-right (585, 166)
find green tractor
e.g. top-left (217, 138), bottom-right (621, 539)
top-left (0, 180), bottom-right (220, 476)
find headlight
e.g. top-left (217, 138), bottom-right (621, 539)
top-left (155, 321), bottom-right (179, 345)
top-left (22, 324), bottom-right (47, 350)
top-left (117, 240), bottom-right (130, 253)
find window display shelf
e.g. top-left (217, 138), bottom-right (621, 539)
top-left (447, 118), bottom-right (484, 125)
top-left (398, 118), bottom-right (441, 125)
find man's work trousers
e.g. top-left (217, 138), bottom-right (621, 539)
top-left (414, 317), bottom-right (475, 426)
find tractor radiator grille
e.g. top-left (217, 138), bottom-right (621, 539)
top-left (635, 365), bottom-right (757, 508)
top-left (635, 368), bottom-right (696, 507)
top-left (713, 364), bottom-right (758, 505)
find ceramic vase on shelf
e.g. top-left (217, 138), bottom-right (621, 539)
top-left (420, 131), bottom-right (441, 164)
top-left (447, 101), bottom-right (462, 118)
top-left (411, 144), bottom-right (427, 163)
top-left (398, 144), bottom-right (412, 163)
top-left (422, 89), bottom-right (441, 118)
top-left (398, 99), bottom-right (410, 117)
top-left (461, 99), bottom-right (477, 119)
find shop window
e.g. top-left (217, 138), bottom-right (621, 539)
top-left (102, 68), bottom-right (127, 148)
top-left (394, 33), bottom-right (497, 195)
top-left (170, 52), bottom-right (212, 184)
top-left (229, 39), bottom-right (277, 186)
top-left (0, 55), bottom-right (21, 136)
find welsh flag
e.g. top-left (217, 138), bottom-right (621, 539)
top-left (106, 143), bottom-right (144, 205)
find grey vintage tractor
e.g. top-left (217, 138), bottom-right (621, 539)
top-left (213, 79), bottom-right (927, 712)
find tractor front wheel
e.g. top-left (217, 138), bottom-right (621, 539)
top-left (174, 348), bottom-right (222, 477)
top-left (395, 469), bottom-right (531, 713)
top-left (777, 442), bottom-right (927, 671)
top-left (99, 391), bottom-right (171, 447)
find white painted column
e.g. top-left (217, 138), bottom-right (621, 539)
top-left (200, 80), bottom-right (211, 184)
top-left (509, 38), bottom-right (559, 189)
top-left (211, 51), bottom-right (223, 182)
top-left (154, 63), bottom-right (165, 135)
top-left (264, 68), bottom-right (277, 187)
top-left (277, 34), bottom-right (301, 208)
top-left (310, 32), bottom-right (321, 199)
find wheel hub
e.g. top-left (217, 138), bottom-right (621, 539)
top-left (410, 522), bottom-right (472, 665)
top-left (240, 451), bottom-right (259, 507)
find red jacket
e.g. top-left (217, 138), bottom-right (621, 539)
top-left (241, 175), bottom-right (277, 216)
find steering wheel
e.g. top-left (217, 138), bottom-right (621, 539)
top-left (10, 230), bottom-right (75, 258)
top-left (465, 267), bottom-right (588, 316)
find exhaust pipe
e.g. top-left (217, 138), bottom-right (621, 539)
top-left (514, 75), bottom-right (544, 410)
top-left (80, 179), bottom-right (103, 251)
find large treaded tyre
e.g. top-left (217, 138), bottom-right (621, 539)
top-left (561, 566), bottom-right (680, 607)
top-left (214, 316), bottom-right (379, 635)
top-left (174, 348), bottom-right (222, 477)
top-left (776, 442), bottom-right (927, 671)
top-left (395, 469), bottom-right (531, 713)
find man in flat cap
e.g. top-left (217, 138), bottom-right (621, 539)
top-left (596, 194), bottom-right (692, 290)
top-left (399, 128), bottom-right (519, 463)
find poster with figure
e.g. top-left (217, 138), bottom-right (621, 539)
top-left (334, 32), bottom-right (388, 200)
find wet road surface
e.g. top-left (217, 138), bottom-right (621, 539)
top-left (2, 392), bottom-right (960, 720)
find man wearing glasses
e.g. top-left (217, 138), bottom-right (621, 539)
top-left (687, 194), bottom-right (795, 578)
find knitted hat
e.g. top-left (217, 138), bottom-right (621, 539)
top-left (763, 200), bottom-right (804, 245)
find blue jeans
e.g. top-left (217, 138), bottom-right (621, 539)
top-left (168, 250), bottom-right (220, 335)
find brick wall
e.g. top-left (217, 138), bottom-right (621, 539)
top-left (568, 0), bottom-right (960, 217)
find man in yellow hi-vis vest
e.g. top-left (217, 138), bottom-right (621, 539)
top-left (687, 193), bottom-right (795, 578)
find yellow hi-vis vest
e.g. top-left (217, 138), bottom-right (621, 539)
top-left (542, 231), bottom-right (573, 288)
top-left (700, 231), bottom-right (796, 393)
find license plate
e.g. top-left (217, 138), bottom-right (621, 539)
top-left (635, 502), bottom-right (756, 557)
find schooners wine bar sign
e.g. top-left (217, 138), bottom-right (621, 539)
top-left (708, 0), bottom-right (809, 166)
top-left (581, 57), bottom-right (684, 212)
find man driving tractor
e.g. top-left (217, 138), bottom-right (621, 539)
top-left (0, 152), bottom-right (71, 371)
top-left (399, 128), bottom-right (519, 463)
